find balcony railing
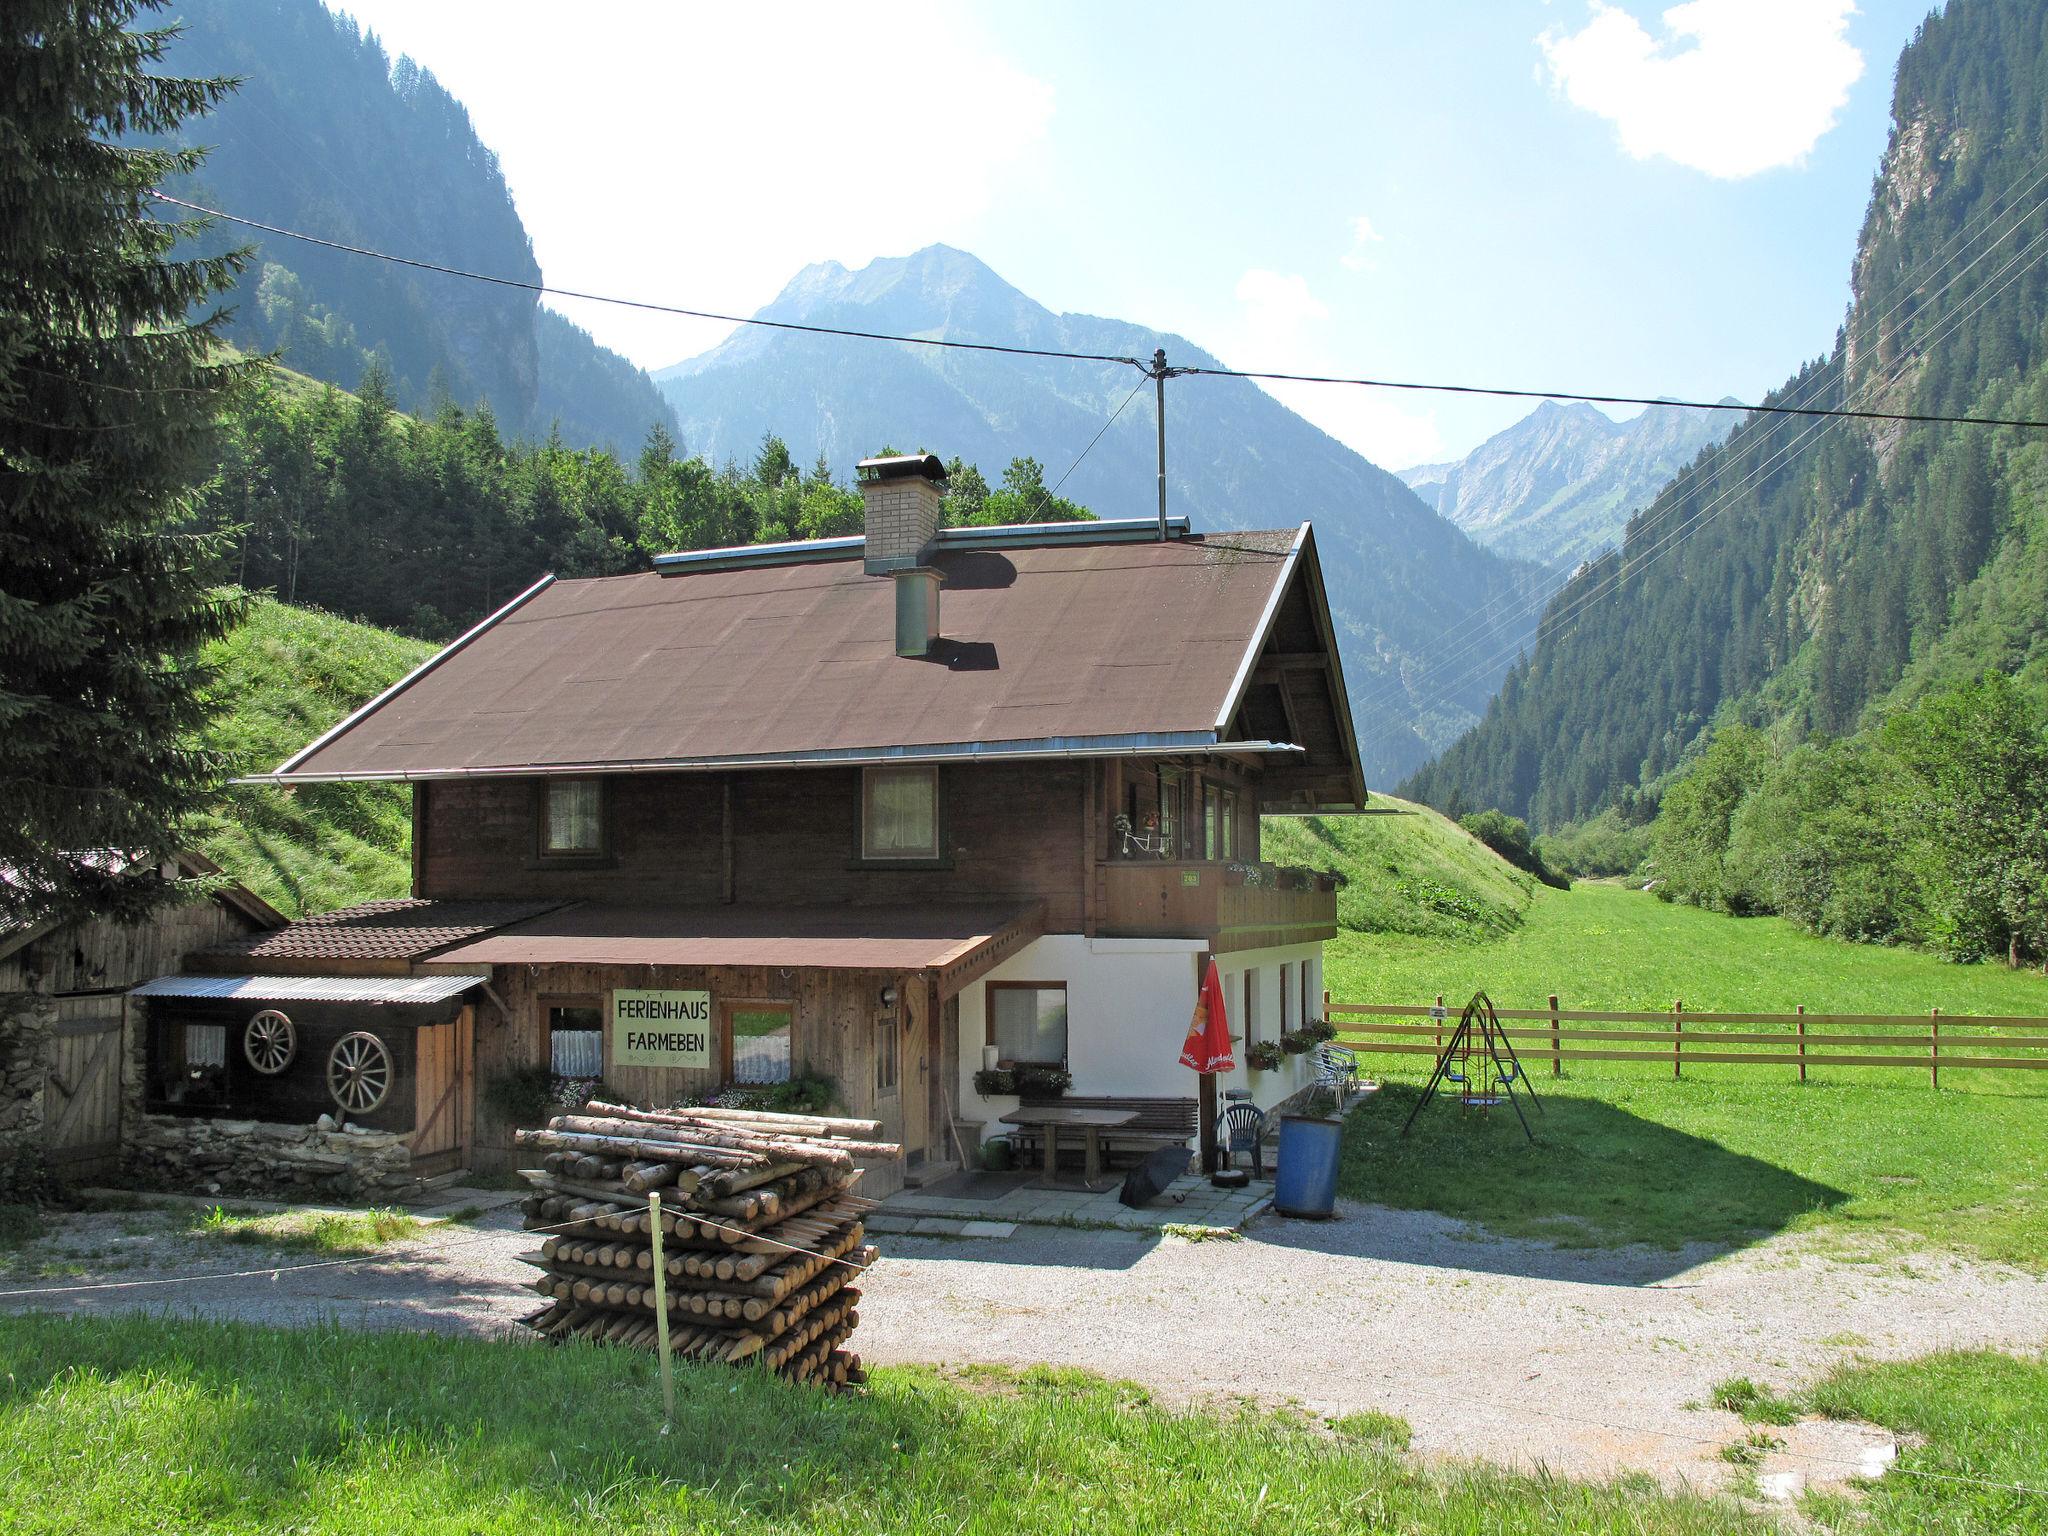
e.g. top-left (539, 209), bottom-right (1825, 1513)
top-left (1099, 861), bottom-right (1338, 952)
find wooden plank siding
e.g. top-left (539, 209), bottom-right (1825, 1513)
top-left (418, 763), bottom-right (1091, 932)
top-left (475, 960), bottom-right (923, 1175)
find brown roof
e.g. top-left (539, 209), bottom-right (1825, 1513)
top-left (428, 901), bottom-right (1038, 976)
top-left (200, 898), bottom-right (563, 965)
top-left (268, 529), bottom-right (1314, 782)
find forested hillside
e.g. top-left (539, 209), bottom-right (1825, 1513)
top-left (658, 245), bottom-right (1555, 784)
top-left (196, 369), bottom-right (1086, 639)
top-left (1409, 0), bottom-right (2048, 832)
top-left (153, 0), bottom-right (676, 452)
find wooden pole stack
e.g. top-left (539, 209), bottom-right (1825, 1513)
top-left (512, 1099), bottom-right (895, 1391)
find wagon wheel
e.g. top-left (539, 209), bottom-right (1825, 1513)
top-left (327, 1031), bottom-right (393, 1114)
top-left (243, 1009), bottom-right (297, 1075)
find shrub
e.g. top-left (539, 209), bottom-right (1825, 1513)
top-left (1459, 809), bottom-right (1569, 889)
top-left (1012, 1064), bottom-right (1071, 1098)
top-left (972, 1067), bottom-right (1017, 1097)
top-left (479, 1065), bottom-right (554, 1127)
top-left (1245, 1041), bottom-right (1285, 1072)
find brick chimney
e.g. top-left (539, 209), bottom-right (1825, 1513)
top-left (857, 453), bottom-right (947, 574)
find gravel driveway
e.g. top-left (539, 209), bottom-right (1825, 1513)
top-left (7, 1194), bottom-right (2045, 1494)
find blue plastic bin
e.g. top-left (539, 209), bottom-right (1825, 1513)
top-left (1273, 1114), bottom-right (1342, 1219)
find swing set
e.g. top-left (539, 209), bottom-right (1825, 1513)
top-left (1398, 991), bottom-right (1544, 1142)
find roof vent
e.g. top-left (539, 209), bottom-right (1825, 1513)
top-left (893, 566), bottom-right (943, 657)
top-left (858, 453), bottom-right (947, 574)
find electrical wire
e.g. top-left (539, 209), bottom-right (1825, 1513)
top-left (148, 191), bottom-right (2048, 434)
top-left (146, 192), bottom-right (1143, 371)
top-left (1346, 151), bottom-right (2048, 722)
top-left (1343, 155), bottom-right (2048, 729)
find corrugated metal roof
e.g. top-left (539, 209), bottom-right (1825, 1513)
top-left (429, 902), bottom-right (1034, 971)
top-left (199, 899), bottom-right (562, 964)
top-left (130, 974), bottom-right (485, 1004)
top-left (264, 528), bottom-right (1308, 783)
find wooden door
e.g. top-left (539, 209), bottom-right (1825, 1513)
top-left (870, 1000), bottom-right (903, 1149)
top-left (410, 1007), bottom-right (472, 1175)
top-left (900, 984), bottom-right (930, 1168)
top-left (47, 995), bottom-right (125, 1178)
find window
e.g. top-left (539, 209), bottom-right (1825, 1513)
top-left (730, 1003), bottom-right (792, 1085)
top-left (875, 1011), bottom-right (899, 1096)
top-left (1158, 767), bottom-right (1182, 856)
top-left (1204, 784), bottom-right (1221, 860)
top-left (862, 765), bottom-right (940, 860)
top-left (1302, 959), bottom-right (1317, 1025)
top-left (1242, 969), bottom-right (1261, 1046)
top-left (1280, 963), bottom-right (1296, 1032)
top-left (547, 1000), bottom-right (603, 1077)
top-left (989, 983), bottom-right (1068, 1066)
top-left (542, 778), bottom-right (604, 857)
top-left (1222, 790), bottom-right (1238, 859)
top-left (148, 1019), bottom-right (229, 1109)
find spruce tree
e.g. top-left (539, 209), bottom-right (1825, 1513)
top-left (1, 1), bottom-right (256, 928)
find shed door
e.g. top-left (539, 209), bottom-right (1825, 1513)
top-left (410, 1007), bottom-right (472, 1175)
top-left (47, 995), bottom-right (125, 1178)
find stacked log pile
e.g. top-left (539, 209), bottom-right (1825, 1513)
top-left (513, 1100), bottom-right (896, 1389)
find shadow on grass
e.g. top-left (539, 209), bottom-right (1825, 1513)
top-left (1325, 1083), bottom-right (1847, 1279)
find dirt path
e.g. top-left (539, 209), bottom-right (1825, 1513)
top-left (7, 1196), bottom-right (2045, 1493)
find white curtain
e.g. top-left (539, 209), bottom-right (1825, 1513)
top-left (992, 987), bottom-right (1067, 1065)
top-left (867, 768), bottom-right (936, 857)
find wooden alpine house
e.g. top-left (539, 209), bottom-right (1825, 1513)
top-left (192, 454), bottom-right (1368, 1192)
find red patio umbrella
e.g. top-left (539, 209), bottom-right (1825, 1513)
top-left (1178, 956), bottom-right (1236, 1074)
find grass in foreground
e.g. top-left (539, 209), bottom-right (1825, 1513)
top-left (0, 1314), bottom-right (1766, 1536)
top-left (186, 1204), bottom-right (422, 1254)
top-left (3, 1316), bottom-right (2042, 1534)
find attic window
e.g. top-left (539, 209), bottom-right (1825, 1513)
top-left (861, 766), bottom-right (940, 861)
top-left (542, 779), bottom-right (605, 857)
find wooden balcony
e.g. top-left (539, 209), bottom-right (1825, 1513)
top-left (1098, 861), bottom-right (1338, 953)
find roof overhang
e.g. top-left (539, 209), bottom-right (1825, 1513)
top-left (425, 901), bottom-right (1045, 1001)
top-left (242, 734), bottom-right (1305, 786)
top-left (130, 973), bottom-right (486, 1005)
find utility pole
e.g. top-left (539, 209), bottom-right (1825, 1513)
top-left (1148, 347), bottom-right (1188, 541)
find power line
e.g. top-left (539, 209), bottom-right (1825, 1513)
top-left (1346, 153), bottom-right (2048, 729)
top-left (1051, 377), bottom-right (1149, 498)
top-left (1181, 361), bottom-right (2048, 431)
top-left (149, 191), bottom-right (2048, 434)
top-left (146, 192), bottom-right (1143, 372)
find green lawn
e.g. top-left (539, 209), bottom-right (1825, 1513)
top-left (1325, 879), bottom-right (2048, 1018)
top-left (1323, 881), bottom-right (2048, 1265)
top-left (2, 1314), bottom-right (2039, 1534)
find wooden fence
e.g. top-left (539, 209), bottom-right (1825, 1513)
top-left (1324, 994), bottom-right (2048, 1086)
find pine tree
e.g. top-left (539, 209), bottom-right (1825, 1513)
top-left (1, 0), bottom-right (258, 928)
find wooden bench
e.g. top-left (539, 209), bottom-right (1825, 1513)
top-left (1005, 1095), bottom-right (1198, 1172)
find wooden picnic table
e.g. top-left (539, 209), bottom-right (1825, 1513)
top-left (999, 1105), bottom-right (1138, 1185)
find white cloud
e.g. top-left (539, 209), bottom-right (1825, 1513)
top-left (1235, 268), bottom-right (1329, 337)
top-left (1539, 0), bottom-right (1863, 179)
top-left (1225, 269), bottom-right (1443, 467)
top-left (1340, 215), bottom-right (1383, 272)
top-left (322, 2), bottom-right (1056, 369)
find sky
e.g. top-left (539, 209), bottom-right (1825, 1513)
top-left (320, 0), bottom-right (1932, 468)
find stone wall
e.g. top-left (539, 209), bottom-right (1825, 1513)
top-left (125, 1114), bottom-right (414, 1202)
top-left (0, 994), bottom-right (54, 1189)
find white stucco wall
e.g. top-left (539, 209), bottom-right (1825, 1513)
top-left (955, 935), bottom-right (1329, 1140)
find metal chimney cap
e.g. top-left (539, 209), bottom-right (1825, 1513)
top-left (856, 453), bottom-right (948, 485)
